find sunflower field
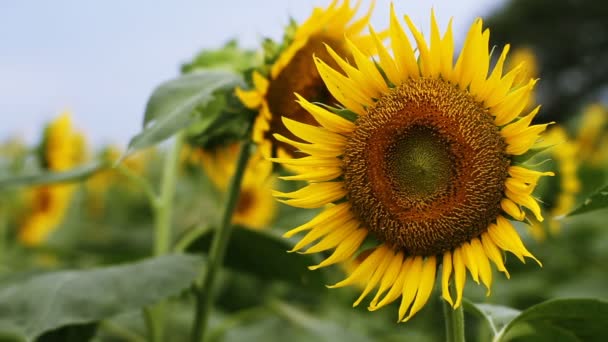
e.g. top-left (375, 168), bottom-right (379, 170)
top-left (1, 0), bottom-right (607, 341)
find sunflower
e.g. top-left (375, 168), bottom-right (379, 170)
top-left (508, 47), bottom-right (538, 87)
top-left (235, 0), bottom-right (374, 159)
top-left (273, 7), bottom-right (553, 321)
top-left (529, 126), bottom-right (580, 239)
top-left (576, 103), bottom-right (608, 166)
top-left (19, 113), bottom-right (85, 245)
top-left (198, 144), bottom-right (277, 230)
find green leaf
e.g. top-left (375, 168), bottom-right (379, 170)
top-left (0, 254), bottom-right (202, 341)
top-left (181, 40), bottom-right (258, 73)
top-left (185, 90), bottom-right (252, 150)
top-left (566, 184), bottom-right (608, 217)
top-left (0, 162), bottom-right (105, 190)
top-left (188, 227), bottom-right (326, 291)
top-left (463, 300), bottom-right (520, 336)
top-left (269, 301), bottom-right (373, 342)
top-left (127, 70), bottom-right (244, 152)
top-left (492, 298), bottom-right (608, 341)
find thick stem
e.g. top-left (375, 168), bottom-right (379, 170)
top-left (144, 131), bottom-right (185, 342)
top-left (191, 139), bottom-right (251, 342)
top-left (443, 298), bottom-right (466, 342)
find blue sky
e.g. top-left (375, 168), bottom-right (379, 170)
top-left (0, 0), bottom-right (502, 148)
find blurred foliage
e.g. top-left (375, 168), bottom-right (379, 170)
top-left (486, 0), bottom-right (608, 123)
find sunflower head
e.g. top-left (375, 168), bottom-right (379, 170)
top-left (528, 126), bottom-right (580, 239)
top-left (41, 112), bottom-right (85, 171)
top-left (236, 0), bottom-right (374, 159)
top-left (18, 184), bottom-right (73, 246)
top-left (198, 144), bottom-right (277, 230)
top-left (508, 47), bottom-right (538, 86)
top-left (576, 103), bottom-right (608, 166)
top-left (273, 7), bottom-right (553, 322)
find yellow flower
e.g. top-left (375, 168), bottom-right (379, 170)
top-left (236, 0), bottom-right (374, 159)
top-left (198, 144), bottom-right (277, 230)
top-left (509, 47), bottom-right (538, 86)
top-left (18, 184), bottom-right (72, 245)
top-left (273, 7), bottom-right (553, 322)
top-left (43, 112), bottom-right (83, 171)
top-left (19, 113), bottom-right (86, 245)
top-left (529, 126), bottom-right (580, 239)
top-left (576, 103), bottom-right (608, 166)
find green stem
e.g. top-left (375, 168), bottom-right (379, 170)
top-left (191, 139), bottom-right (252, 342)
top-left (443, 298), bottom-right (466, 342)
top-left (0, 208), bottom-right (6, 267)
top-left (144, 131), bottom-right (185, 342)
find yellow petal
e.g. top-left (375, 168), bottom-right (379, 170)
top-left (452, 247), bottom-right (466, 308)
top-left (471, 238), bottom-right (492, 295)
top-left (296, 94), bottom-right (356, 134)
top-left (371, 257), bottom-right (411, 310)
top-left (501, 198), bottom-right (525, 221)
top-left (441, 251), bottom-right (454, 307)
top-left (273, 182), bottom-right (346, 208)
top-left (353, 246), bottom-right (394, 307)
top-left (282, 117), bottom-right (347, 147)
top-left (369, 25), bottom-right (403, 85)
top-left (403, 256), bottom-right (437, 322)
top-left (389, 4), bottom-right (419, 79)
top-left (283, 202), bottom-right (351, 238)
top-left (329, 246), bottom-right (387, 288)
top-left (481, 232), bottom-right (510, 278)
top-left (309, 228), bottom-right (368, 270)
top-left (461, 242), bottom-right (479, 284)
top-left (369, 251), bottom-right (405, 308)
top-left (235, 87), bottom-right (262, 109)
top-left (398, 256), bottom-right (423, 321)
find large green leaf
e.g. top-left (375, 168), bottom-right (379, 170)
top-left (0, 254), bottom-right (202, 341)
top-left (469, 298), bottom-right (608, 342)
top-left (127, 70), bottom-right (244, 152)
top-left (0, 162), bottom-right (105, 190)
top-left (188, 227), bottom-right (326, 291)
top-left (566, 184), bottom-right (608, 217)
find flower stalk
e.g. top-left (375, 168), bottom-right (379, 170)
top-left (144, 131), bottom-right (185, 342)
top-left (191, 137), bottom-right (252, 342)
top-left (443, 295), bottom-right (465, 342)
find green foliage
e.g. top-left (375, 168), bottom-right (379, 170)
top-left (466, 298), bottom-right (608, 341)
top-left (181, 40), bottom-right (259, 74)
top-left (188, 226), bottom-right (326, 291)
top-left (0, 162), bottom-right (105, 190)
top-left (566, 184), bottom-right (608, 217)
top-left (0, 254), bottom-right (202, 341)
top-left (486, 0), bottom-right (608, 122)
top-left (127, 70), bottom-right (245, 153)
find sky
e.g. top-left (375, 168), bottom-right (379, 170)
top-left (0, 0), bottom-right (503, 148)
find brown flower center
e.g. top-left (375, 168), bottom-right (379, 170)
top-left (235, 189), bottom-right (254, 216)
top-left (265, 35), bottom-right (345, 156)
top-left (343, 78), bottom-right (510, 256)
